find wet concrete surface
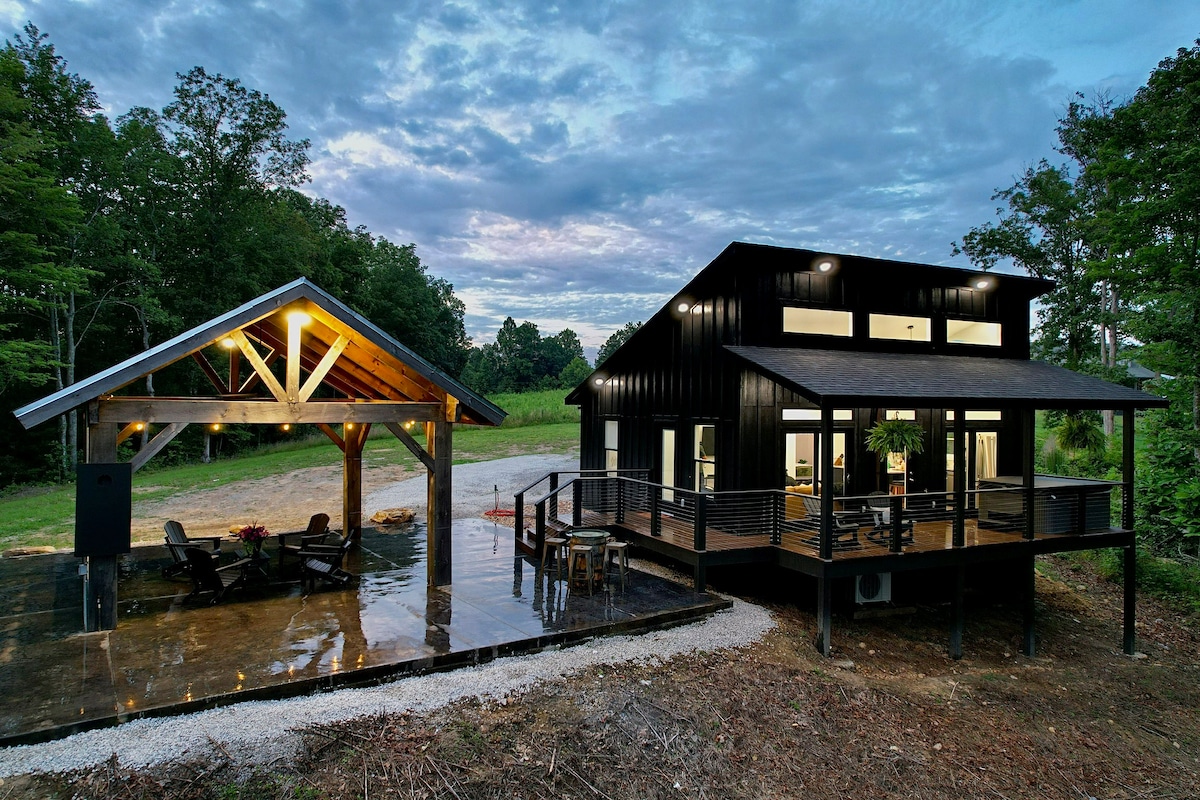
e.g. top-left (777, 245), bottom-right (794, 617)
top-left (0, 519), bottom-right (726, 745)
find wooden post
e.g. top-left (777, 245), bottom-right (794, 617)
top-left (1022, 554), bottom-right (1036, 657)
top-left (815, 571), bottom-right (832, 656)
top-left (953, 407), bottom-right (966, 547)
top-left (85, 420), bottom-right (119, 632)
top-left (1122, 408), bottom-right (1137, 655)
top-left (950, 564), bottom-right (965, 660)
top-left (427, 419), bottom-right (453, 586)
top-left (819, 408), bottom-right (835, 561)
top-left (343, 423), bottom-right (367, 541)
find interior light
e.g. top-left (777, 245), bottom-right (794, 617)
top-left (287, 310), bottom-right (312, 327)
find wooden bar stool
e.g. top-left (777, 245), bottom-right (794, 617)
top-left (541, 536), bottom-right (568, 577)
top-left (568, 544), bottom-right (599, 595)
top-left (603, 540), bottom-right (629, 591)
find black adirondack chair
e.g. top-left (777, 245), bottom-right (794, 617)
top-left (183, 547), bottom-right (250, 604)
top-left (277, 513), bottom-right (332, 569)
top-left (298, 535), bottom-right (356, 594)
top-left (163, 520), bottom-right (224, 578)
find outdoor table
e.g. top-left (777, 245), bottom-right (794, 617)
top-left (568, 529), bottom-right (609, 588)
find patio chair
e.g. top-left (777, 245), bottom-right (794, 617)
top-left (162, 520), bottom-right (225, 578)
top-left (277, 513), bottom-right (331, 568)
top-left (864, 491), bottom-right (914, 546)
top-left (799, 494), bottom-right (861, 548)
top-left (298, 535), bottom-right (357, 594)
top-left (183, 547), bottom-right (250, 604)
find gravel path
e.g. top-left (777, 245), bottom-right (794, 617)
top-left (365, 453), bottom-right (579, 520)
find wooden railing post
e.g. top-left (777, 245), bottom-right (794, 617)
top-left (573, 479), bottom-right (583, 526)
top-left (535, 501), bottom-right (546, 557)
top-left (514, 491), bottom-right (524, 542)
top-left (549, 472), bottom-right (559, 524)
top-left (694, 494), bottom-right (707, 551)
top-left (890, 495), bottom-right (905, 553)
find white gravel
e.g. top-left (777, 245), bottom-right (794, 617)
top-left (0, 597), bottom-right (774, 777)
top-left (0, 453), bottom-right (776, 778)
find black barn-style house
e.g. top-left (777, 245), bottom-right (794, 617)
top-left (517, 242), bottom-right (1167, 657)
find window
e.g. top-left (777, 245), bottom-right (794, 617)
top-left (945, 410), bottom-right (1003, 421)
top-left (695, 424), bottom-right (716, 492)
top-left (869, 313), bottom-right (931, 342)
top-left (782, 409), bottom-right (853, 421)
top-left (884, 410), bottom-right (916, 420)
top-left (947, 318), bottom-right (1001, 346)
top-left (783, 307), bottom-right (853, 337)
top-left (661, 428), bottom-right (676, 502)
top-left (604, 420), bottom-right (619, 472)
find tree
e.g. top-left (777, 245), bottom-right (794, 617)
top-left (557, 356), bottom-right (592, 389)
top-left (596, 321), bottom-right (642, 367)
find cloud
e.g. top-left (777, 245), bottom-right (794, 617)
top-left (10, 0), bottom-right (1199, 349)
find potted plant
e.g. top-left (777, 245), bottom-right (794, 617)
top-left (865, 417), bottom-right (925, 492)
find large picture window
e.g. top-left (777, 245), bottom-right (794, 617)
top-left (947, 318), bottom-right (1002, 346)
top-left (604, 420), bottom-right (619, 472)
top-left (783, 306), bottom-right (853, 337)
top-left (869, 313), bottom-right (931, 342)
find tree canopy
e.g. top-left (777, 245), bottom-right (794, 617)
top-left (0, 26), bottom-right (473, 485)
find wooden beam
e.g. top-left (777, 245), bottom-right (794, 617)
top-left (97, 398), bottom-right (443, 424)
top-left (116, 421), bottom-right (142, 445)
top-left (286, 312), bottom-right (302, 402)
top-left (299, 334), bottom-right (350, 402)
top-left (191, 351), bottom-right (229, 394)
top-left (317, 423), bottom-right (345, 452)
top-left (445, 394), bottom-right (459, 422)
top-left (385, 421), bottom-right (434, 471)
top-left (229, 330), bottom-right (288, 403)
top-left (130, 422), bottom-right (188, 473)
top-left (237, 346), bottom-right (278, 393)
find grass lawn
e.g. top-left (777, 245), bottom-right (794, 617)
top-left (0, 420), bottom-right (579, 549)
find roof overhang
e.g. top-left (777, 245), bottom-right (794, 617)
top-left (726, 346), bottom-right (1170, 410)
top-left (13, 278), bottom-right (506, 429)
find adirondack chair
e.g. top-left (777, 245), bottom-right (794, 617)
top-left (183, 547), bottom-right (250, 604)
top-left (162, 520), bottom-right (225, 578)
top-left (799, 494), bottom-right (862, 547)
top-left (298, 535), bottom-right (356, 594)
top-left (277, 513), bottom-right (331, 568)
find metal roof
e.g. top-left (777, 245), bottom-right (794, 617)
top-left (726, 346), bottom-right (1169, 409)
top-left (13, 278), bottom-right (506, 429)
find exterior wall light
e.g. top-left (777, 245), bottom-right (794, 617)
top-left (972, 276), bottom-right (995, 291)
top-left (812, 255), bottom-right (840, 274)
top-left (676, 301), bottom-right (691, 313)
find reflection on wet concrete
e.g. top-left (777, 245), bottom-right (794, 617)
top-left (0, 518), bottom-right (726, 744)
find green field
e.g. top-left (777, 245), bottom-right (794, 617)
top-left (0, 391), bottom-right (579, 550)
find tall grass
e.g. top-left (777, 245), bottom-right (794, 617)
top-left (487, 389), bottom-right (580, 427)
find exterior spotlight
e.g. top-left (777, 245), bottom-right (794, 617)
top-left (811, 255), bottom-right (840, 274)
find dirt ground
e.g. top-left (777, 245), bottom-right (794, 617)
top-left (14, 541), bottom-right (1200, 798)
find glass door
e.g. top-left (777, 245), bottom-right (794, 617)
top-left (785, 431), bottom-right (848, 495)
top-left (661, 428), bottom-right (676, 502)
top-left (946, 430), bottom-right (999, 505)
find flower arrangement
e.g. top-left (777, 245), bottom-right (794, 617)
top-left (235, 522), bottom-right (270, 544)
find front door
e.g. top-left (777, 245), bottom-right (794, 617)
top-left (660, 427), bottom-right (676, 502)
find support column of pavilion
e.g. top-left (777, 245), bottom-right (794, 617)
top-left (85, 420), bottom-right (120, 631)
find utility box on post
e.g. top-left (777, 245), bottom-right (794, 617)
top-left (75, 463), bottom-right (132, 556)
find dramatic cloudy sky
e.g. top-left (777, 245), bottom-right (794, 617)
top-left (5, 2), bottom-right (1199, 354)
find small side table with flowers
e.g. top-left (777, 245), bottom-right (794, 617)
top-left (232, 522), bottom-right (272, 581)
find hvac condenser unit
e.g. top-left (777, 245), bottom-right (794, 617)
top-left (855, 572), bottom-right (892, 604)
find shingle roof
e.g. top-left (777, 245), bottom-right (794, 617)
top-left (726, 346), bottom-right (1169, 409)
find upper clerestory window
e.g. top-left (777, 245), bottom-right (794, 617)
top-left (783, 307), bottom-right (853, 337)
top-left (947, 318), bottom-right (1002, 346)
top-left (869, 314), bottom-right (931, 342)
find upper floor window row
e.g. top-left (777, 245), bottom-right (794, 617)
top-left (783, 307), bottom-right (1001, 347)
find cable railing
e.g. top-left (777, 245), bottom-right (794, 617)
top-left (516, 472), bottom-right (1126, 557)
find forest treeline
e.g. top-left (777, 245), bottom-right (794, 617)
top-left (0, 26), bottom-right (627, 486)
top-left (957, 41), bottom-right (1200, 556)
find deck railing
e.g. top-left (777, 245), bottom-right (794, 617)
top-left (516, 473), bottom-right (1124, 556)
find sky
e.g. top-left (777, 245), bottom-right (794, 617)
top-left (5, 1), bottom-right (1199, 357)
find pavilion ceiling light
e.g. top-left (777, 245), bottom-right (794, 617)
top-left (133, 422), bottom-right (145, 431)
top-left (211, 423), bottom-right (221, 432)
top-left (287, 310), bottom-right (312, 327)
top-left (281, 423), bottom-right (291, 432)
top-left (220, 337), bottom-right (236, 349)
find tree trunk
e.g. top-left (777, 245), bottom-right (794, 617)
top-left (66, 291), bottom-right (79, 471)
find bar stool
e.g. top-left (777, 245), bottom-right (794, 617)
top-left (568, 544), bottom-right (599, 595)
top-left (541, 536), bottom-right (568, 577)
top-left (603, 540), bottom-right (629, 591)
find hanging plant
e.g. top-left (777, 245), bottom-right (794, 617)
top-left (865, 418), bottom-right (926, 460)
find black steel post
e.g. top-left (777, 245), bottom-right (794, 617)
top-left (1022, 554), bottom-right (1036, 656)
top-left (1124, 544), bottom-right (1137, 655)
top-left (573, 479), bottom-right (583, 527)
top-left (950, 564), bottom-right (965, 660)
top-left (953, 408), bottom-right (966, 547)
